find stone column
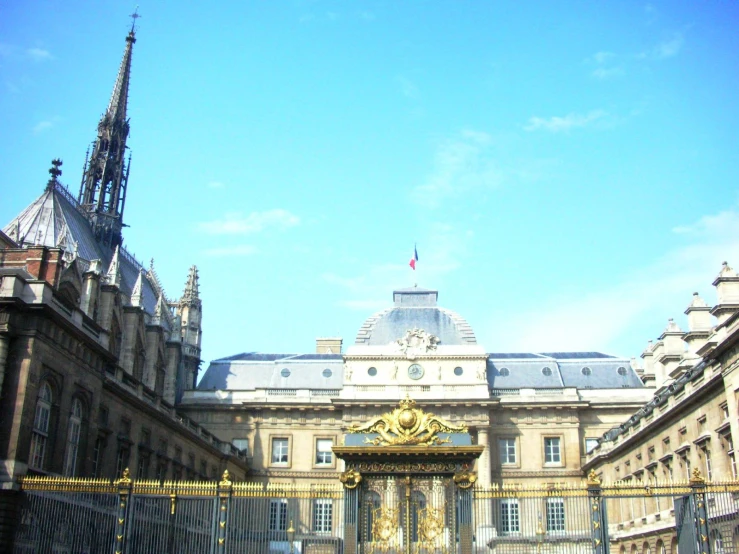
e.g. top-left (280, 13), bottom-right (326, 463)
top-left (477, 427), bottom-right (491, 487)
top-left (0, 332), bottom-right (10, 397)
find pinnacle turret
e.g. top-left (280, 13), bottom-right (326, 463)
top-left (78, 24), bottom-right (137, 249)
top-left (105, 246), bottom-right (121, 287)
top-left (130, 269), bottom-right (144, 306)
top-left (182, 265), bottom-right (200, 305)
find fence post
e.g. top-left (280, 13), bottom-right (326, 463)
top-left (690, 468), bottom-right (711, 554)
top-left (587, 470), bottom-right (610, 554)
top-left (215, 470), bottom-right (233, 554)
top-left (339, 469), bottom-right (361, 554)
top-left (113, 468), bottom-right (133, 554)
top-left (454, 470), bottom-right (477, 554)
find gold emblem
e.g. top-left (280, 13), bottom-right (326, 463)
top-left (114, 468), bottom-right (132, 486)
top-left (587, 469), bottom-right (601, 486)
top-left (219, 470), bottom-right (232, 488)
top-left (418, 507), bottom-right (444, 543)
top-left (348, 395), bottom-right (467, 446)
top-left (690, 467), bottom-right (706, 485)
top-left (453, 470), bottom-right (477, 489)
top-left (369, 507), bottom-right (399, 552)
top-left (340, 468), bottom-right (363, 489)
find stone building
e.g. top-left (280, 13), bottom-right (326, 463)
top-left (180, 287), bottom-right (654, 488)
top-left (582, 262), bottom-right (739, 554)
top-left (0, 23), bottom-right (247, 549)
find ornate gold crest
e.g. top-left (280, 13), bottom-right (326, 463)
top-left (369, 507), bottom-right (399, 553)
top-left (453, 470), bottom-right (477, 489)
top-left (348, 395), bottom-right (467, 446)
top-left (339, 468), bottom-right (362, 489)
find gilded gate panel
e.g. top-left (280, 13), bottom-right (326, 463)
top-left (360, 474), bottom-right (457, 554)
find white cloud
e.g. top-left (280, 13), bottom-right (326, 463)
top-left (397, 76), bottom-right (418, 99)
top-left (639, 34), bottom-right (683, 60)
top-left (26, 48), bottom-right (52, 62)
top-left (203, 245), bottom-right (258, 257)
top-left (592, 66), bottom-right (625, 80)
top-left (592, 51), bottom-right (615, 64)
top-left (487, 205), bottom-right (739, 354)
top-left (207, 181), bottom-right (225, 189)
top-left (524, 110), bottom-right (607, 133)
top-left (198, 209), bottom-right (300, 235)
top-left (412, 130), bottom-right (501, 208)
top-left (32, 116), bottom-right (61, 134)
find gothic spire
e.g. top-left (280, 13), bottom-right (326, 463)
top-left (78, 21), bottom-right (138, 250)
top-left (105, 246), bottom-right (121, 287)
top-left (181, 265), bottom-right (200, 305)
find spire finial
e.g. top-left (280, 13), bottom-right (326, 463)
top-left (46, 159), bottom-right (63, 191)
top-left (129, 6), bottom-right (141, 35)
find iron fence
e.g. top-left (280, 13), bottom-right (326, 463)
top-left (11, 470), bottom-right (739, 554)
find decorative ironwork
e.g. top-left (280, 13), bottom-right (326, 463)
top-left (348, 395), bottom-right (467, 446)
top-left (340, 468), bottom-right (363, 489)
top-left (369, 507), bottom-right (399, 553)
top-left (355, 461), bottom-right (458, 473)
top-left (453, 470), bottom-right (477, 489)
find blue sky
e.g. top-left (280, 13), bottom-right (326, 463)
top-left (2, 1), bottom-right (739, 368)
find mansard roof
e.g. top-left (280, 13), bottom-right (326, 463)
top-left (3, 181), bottom-right (160, 314)
top-left (487, 354), bottom-right (643, 390)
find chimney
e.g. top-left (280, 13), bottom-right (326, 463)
top-left (659, 319), bottom-right (685, 380)
top-left (684, 292), bottom-right (713, 354)
top-left (712, 261), bottom-right (739, 325)
top-left (316, 337), bottom-right (342, 354)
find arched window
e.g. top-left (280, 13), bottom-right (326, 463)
top-left (643, 541), bottom-right (652, 554)
top-left (63, 398), bottom-right (84, 476)
top-left (29, 383), bottom-right (53, 470)
top-left (656, 539), bottom-right (666, 554)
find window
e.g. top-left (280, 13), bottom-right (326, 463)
top-left (585, 438), bottom-right (599, 453)
top-left (546, 498), bottom-right (565, 532)
top-left (617, 366), bottom-right (628, 376)
top-left (721, 403), bottom-right (729, 420)
top-left (269, 499), bottom-right (288, 531)
top-left (116, 445), bottom-right (130, 477)
top-left (322, 368), bottom-right (332, 378)
top-left (581, 367), bottom-right (592, 376)
top-left (92, 436), bottom-right (105, 477)
top-left (368, 367), bottom-right (377, 376)
top-left (704, 448), bottom-right (713, 480)
top-left (499, 438), bottom-right (516, 465)
top-left (30, 383), bottom-right (53, 471)
top-left (232, 438), bottom-right (249, 456)
top-left (544, 437), bottom-right (561, 464)
top-left (454, 367), bottom-right (463, 376)
top-left (542, 367), bottom-right (552, 376)
top-left (314, 499), bottom-right (333, 533)
top-left (63, 398), bottom-right (84, 476)
top-left (500, 499), bottom-right (520, 534)
top-left (315, 439), bottom-right (333, 466)
top-left (271, 438), bottom-right (289, 465)
top-left (499, 367), bottom-right (510, 377)
top-left (280, 368), bottom-right (291, 378)
top-left (137, 452), bottom-right (150, 479)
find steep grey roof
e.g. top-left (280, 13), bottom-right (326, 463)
top-left (3, 183), bottom-right (160, 314)
top-left (198, 354), bottom-right (344, 390)
top-left (355, 288), bottom-right (477, 346)
top-left (487, 353), bottom-right (643, 389)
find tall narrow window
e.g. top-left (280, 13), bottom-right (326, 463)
top-left (499, 438), bottom-right (516, 465)
top-left (92, 436), bottom-right (105, 477)
top-left (269, 499), bottom-right (288, 531)
top-left (546, 497), bottom-right (565, 532)
top-left (314, 499), bottom-right (333, 533)
top-left (63, 398), bottom-right (84, 476)
top-left (704, 449), bottom-right (713, 480)
top-left (315, 439), bottom-right (333, 466)
top-left (500, 499), bottom-right (520, 535)
top-left (271, 438), bottom-right (289, 465)
top-left (29, 383), bottom-right (53, 471)
top-left (544, 437), bottom-right (561, 464)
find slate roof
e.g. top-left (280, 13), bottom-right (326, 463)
top-left (3, 182), bottom-right (160, 314)
top-left (198, 354), bottom-right (344, 390)
top-left (487, 353), bottom-right (643, 389)
top-left (355, 288), bottom-right (477, 346)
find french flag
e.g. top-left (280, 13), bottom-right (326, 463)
top-left (409, 245), bottom-right (419, 270)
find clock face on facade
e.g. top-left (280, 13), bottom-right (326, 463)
top-left (407, 363), bottom-right (424, 380)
